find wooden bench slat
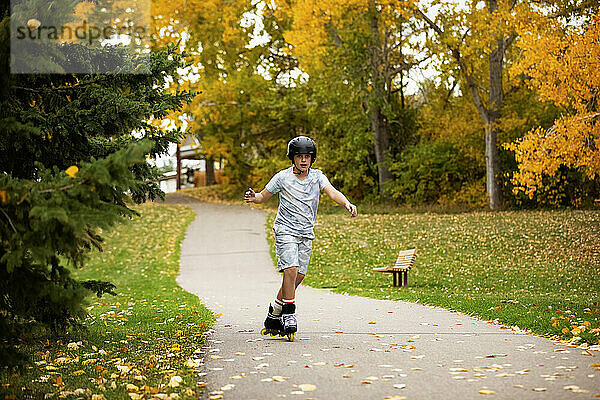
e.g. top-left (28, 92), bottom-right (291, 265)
top-left (372, 248), bottom-right (417, 287)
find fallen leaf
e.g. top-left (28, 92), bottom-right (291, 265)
top-left (272, 376), bottom-right (288, 382)
top-left (298, 384), bottom-right (316, 391)
top-left (515, 369), bottom-right (530, 375)
top-left (393, 384), bottom-right (407, 389)
top-left (126, 384), bottom-right (139, 392)
top-left (479, 389), bottom-right (496, 395)
top-left (116, 365), bottom-right (131, 374)
top-left (168, 376), bottom-right (182, 388)
top-left (532, 388), bottom-right (546, 392)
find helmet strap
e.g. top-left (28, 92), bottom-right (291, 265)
top-left (292, 160), bottom-right (309, 175)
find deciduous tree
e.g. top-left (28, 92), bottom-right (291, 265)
top-left (505, 12), bottom-right (600, 200)
top-left (270, 0), bottom-right (423, 198)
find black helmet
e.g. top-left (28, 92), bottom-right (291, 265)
top-left (287, 136), bottom-right (317, 165)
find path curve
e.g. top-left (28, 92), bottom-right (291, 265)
top-left (166, 194), bottom-right (598, 399)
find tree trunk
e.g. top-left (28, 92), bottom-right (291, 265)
top-left (370, 105), bottom-right (393, 197)
top-left (205, 157), bottom-right (216, 186)
top-left (415, 4), bottom-right (506, 210)
top-left (486, 3), bottom-right (504, 210)
top-left (369, 13), bottom-right (393, 199)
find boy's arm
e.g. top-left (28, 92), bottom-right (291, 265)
top-left (244, 187), bottom-right (274, 204)
top-left (323, 184), bottom-right (358, 217)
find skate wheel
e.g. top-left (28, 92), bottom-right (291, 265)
top-left (288, 333), bottom-right (295, 342)
top-left (270, 331), bottom-right (277, 337)
top-left (260, 328), bottom-right (268, 336)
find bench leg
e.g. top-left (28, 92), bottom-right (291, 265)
top-left (392, 272), bottom-right (397, 287)
top-left (402, 271), bottom-right (408, 287)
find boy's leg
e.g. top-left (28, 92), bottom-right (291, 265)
top-left (277, 270), bottom-right (304, 301)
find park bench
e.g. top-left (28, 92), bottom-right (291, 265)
top-left (372, 248), bottom-right (417, 287)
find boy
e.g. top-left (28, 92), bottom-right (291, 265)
top-left (244, 136), bottom-right (357, 341)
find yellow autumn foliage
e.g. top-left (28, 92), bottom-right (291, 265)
top-left (506, 14), bottom-right (600, 198)
top-left (271, 0), bottom-right (415, 72)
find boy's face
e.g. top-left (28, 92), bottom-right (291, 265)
top-left (293, 153), bottom-right (311, 172)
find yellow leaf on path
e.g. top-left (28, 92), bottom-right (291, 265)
top-left (384, 397), bottom-right (407, 400)
top-left (272, 376), bottom-right (288, 382)
top-left (479, 389), bottom-right (496, 395)
top-left (298, 384), bottom-right (316, 391)
top-left (532, 388), bottom-right (547, 392)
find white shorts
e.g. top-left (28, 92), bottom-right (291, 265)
top-left (275, 234), bottom-right (312, 275)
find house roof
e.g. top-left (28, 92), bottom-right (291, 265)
top-left (179, 135), bottom-right (201, 159)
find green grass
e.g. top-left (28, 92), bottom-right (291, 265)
top-left (1, 203), bottom-right (213, 400)
top-left (267, 209), bottom-right (600, 344)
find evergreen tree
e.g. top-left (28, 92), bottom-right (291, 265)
top-left (0, 3), bottom-right (196, 361)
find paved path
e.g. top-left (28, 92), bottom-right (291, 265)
top-left (165, 195), bottom-right (599, 399)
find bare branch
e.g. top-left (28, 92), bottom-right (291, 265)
top-left (414, 7), bottom-right (489, 121)
top-left (504, 33), bottom-right (518, 49)
top-left (544, 112), bottom-right (600, 137)
top-left (1, 208), bottom-right (17, 233)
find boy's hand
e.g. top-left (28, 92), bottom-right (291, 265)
top-left (345, 202), bottom-right (357, 217)
top-left (244, 188), bottom-right (256, 203)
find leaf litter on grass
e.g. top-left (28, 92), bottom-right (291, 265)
top-left (1, 204), bottom-right (213, 400)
